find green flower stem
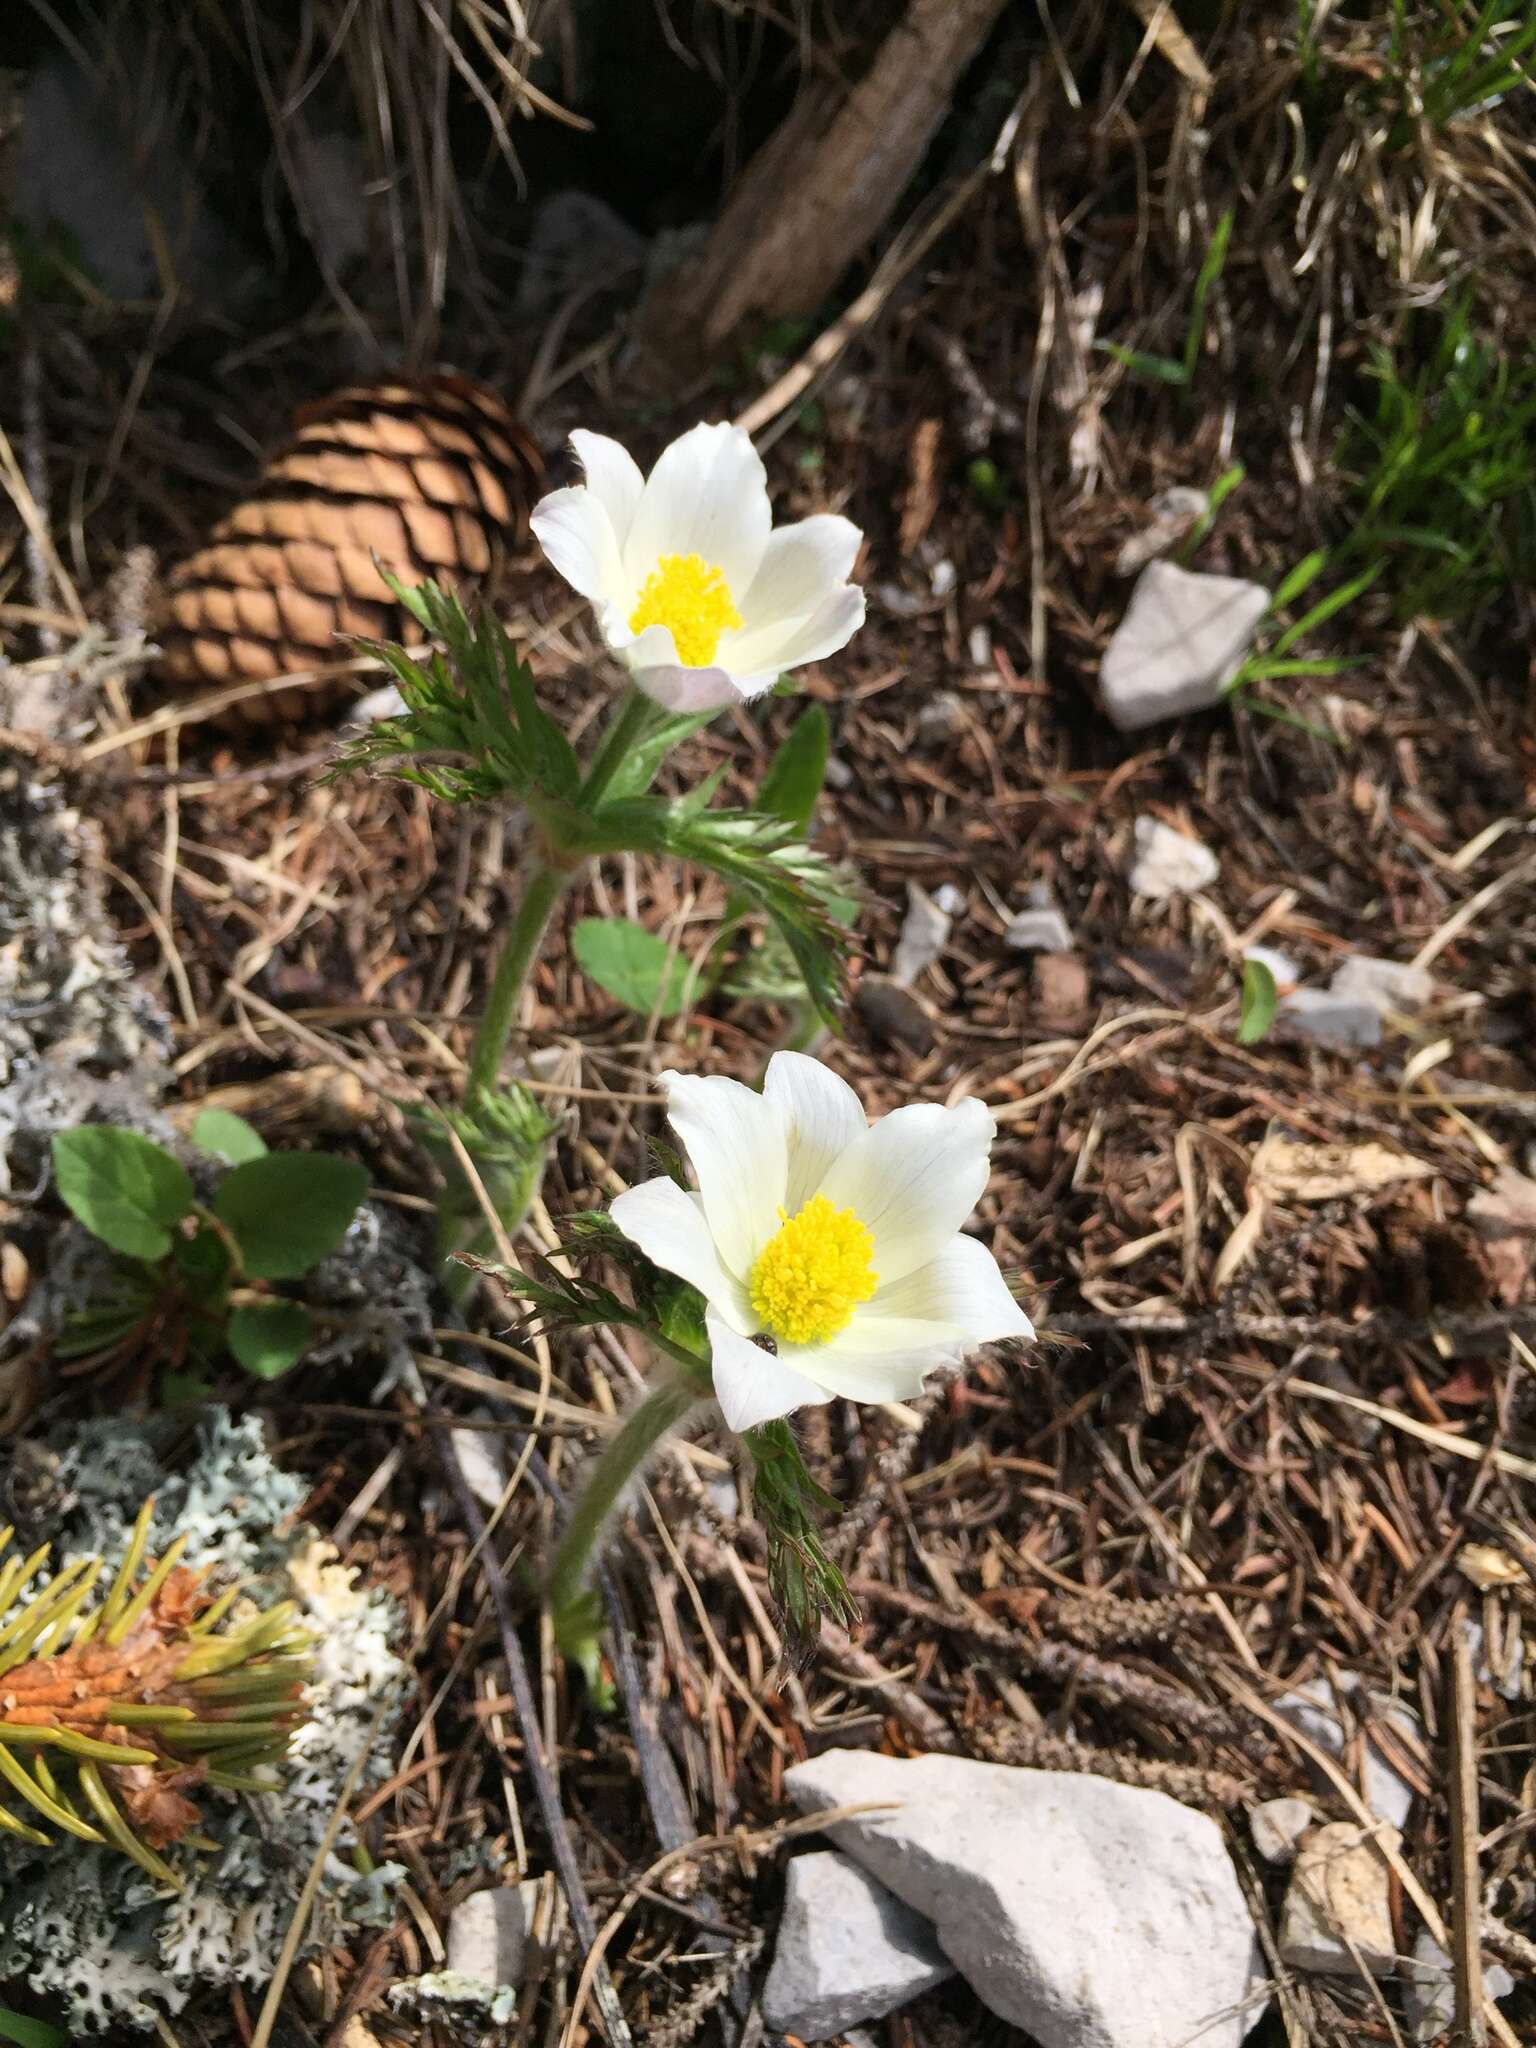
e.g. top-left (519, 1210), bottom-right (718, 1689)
top-left (465, 858), bottom-right (569, 1100)
top-left (547, 1374), bottom-right (703, 1621)
top-left (577, 684), bottom-right (662, 805)
top-left (464, 688), bottom-right (662, 1100)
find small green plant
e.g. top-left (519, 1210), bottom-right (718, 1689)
top-left (49, 1113), bottom-right (368, 1387)
top-left (570, 702), bottom-right (858, 1030)
top-left (0, 1497), bottom-right (312, 1883)
top-left (1386, 0), bottom-right (1536, 137)
top-left (1098, 208), bottom-right (1234, 391)
top-left (1238, 957), bottom-right (1280, 1045)
top-left (1341, 303), bottom-right (1536, 620)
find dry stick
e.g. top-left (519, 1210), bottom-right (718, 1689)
top-left (1447, 1611), bottom-right (1487, 2048)
top-left (847, 1576), bottom-right (1266, 1758)
top-left (432, 1414), bottom-right (634, 2048)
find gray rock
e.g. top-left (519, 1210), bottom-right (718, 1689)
top-left (1400, 1929), bottom-right (1515, 2042)
top-left (17, 49), bottom-right (256, 308)
top-left (1278, 1823), bottom-right (1398, 1977)
top-left (1249, 1797), bottom-right (1314, 1867)
top-left (447, 1422), bottom-right (508, 1514)
top-left (1100, 561), bottom-right (1270, 730)
top-left (1006, 891), bottom-right (1075, 955)
top-left (916, 690), bottom-right (967, 745)
top-left (761, 1851), bottom-right (953, 2041)
top-left (1276, 988), bottom-right (1383, 1051)
top-left (1272, 1676), bottom-right (1422, 1827)
top-left (1115, 487), bottom-right (1211, 576)
top-left (1129, 816), bottom-right (1220, 900)
top-left (446, 1880), bottom-right (541, 1990)
top-left (1327, 955), bottom-right (1435, 1013)
top-left (783, 1750), bottom-right (1268, 2048)
top-left (1461, 1617), bottom-right (1525, 1703)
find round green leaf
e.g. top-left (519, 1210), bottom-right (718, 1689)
top-left (572, 918), bottom-right (696, 1019)
top-left (50, 1126), bottom-right (194, 1262)
top-left (213, 1153), bottom-right (368, 1279)
top-left (191, 1106), bottom-right (268, 1164)
top-left (227, 1300), bottom-right (314, 1380)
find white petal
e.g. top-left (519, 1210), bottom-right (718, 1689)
top-left (708, 1309), bottom-right (829, 1431)
top-left (738, 515), bottom-right (861, 626)
top-left (608, 1176), bottom-right (752, 1333)
top-left (720, 583), bottom-right (865, 678)
top-left (569, 431), bottom-right (645, 554)
top-left (792, 1340), bottom-right (951, 1406)
top-left (829, 1232), bottom-right (1033, 1353)
top-left (818, 1097), bottom-right (995, 1286)
top-left (529, 486), bottom-right (626, 606)
top-left (661, 1069), bottom-right (786, 1279)
top-left (624, 624), bottom-right (746, 713)
top-left (763, 1052), bottom-right (866, 1213)
top-left (624, 422), bottom-right (771, 596)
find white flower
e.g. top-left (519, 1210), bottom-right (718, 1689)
top-left (529, 422), bottom-right (866, 713)
top-left (610, 1053), bottom-right (1032, 1432)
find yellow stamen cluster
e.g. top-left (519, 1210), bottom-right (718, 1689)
top-left (749, 1194), bottom-right (877, 1348)
top-left (629, 553), bottom-right (742, 667)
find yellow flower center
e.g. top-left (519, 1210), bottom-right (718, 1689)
top-left (749, 1194), bottom-right (878, 1348)
top-left (628, 553), bottom-right (742, 667)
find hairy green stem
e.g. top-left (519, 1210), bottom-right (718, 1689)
top-left (464, 688), bottom-right (663, 1099)
top-left (548, 1375), bottom-right (702, 1620)
top-left (464, 859), bottom-right (569, 1099)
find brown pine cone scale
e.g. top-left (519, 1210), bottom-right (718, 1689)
top-left (157, 374), bottom-right (541, 730)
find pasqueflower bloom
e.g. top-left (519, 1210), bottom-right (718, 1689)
top-left (611, 1053), bottom-right (1031, 1431)
top-left (529, 423), bottom-right (865, 713)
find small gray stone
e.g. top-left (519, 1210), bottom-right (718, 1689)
top-left (891, 883), bottom-right (953, 987)
top-left (1006, 907), bottom-right (1075, 954)
top-left (1279, 1823), bottom-right (1398, 1977)
top-left (1115, 487), bottom-right (1210, 576)
top-left (448, 1422), bottom-right (508, 1514)
top-left (783, 1749), bottom-right (1267, 2048)
top-left (1100, 561), bottom-right (1270, 730)
top-left (1276, 988), bottom-right (1383, 1051)
top-left (1461, 1617), bottom-right (1526, 1703)
top-left (916, 690), bottom-right (967, 744)
top-left (1129, 816), bottom-right (1220, 900)
top-left (1272, 1677), bottom-right (1421, 1827)
top-left (446, 1881), bottom-right (541, 1990)
top-left (1327, 955), bottom-right (1435, 1013)
top-left (1400, 1929), bottom-right (1515, 2043)
top-left (762, 1851), bottom-right (953, 2041)
top-left (1249, 1797), bottom-right (1314, 1867)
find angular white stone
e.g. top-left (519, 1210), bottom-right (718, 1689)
top-left (1276, 988), bottom-right (1382, 1051)
top-left (1400, 1929), bottom-right (1515, 2042)
top-left (1100, 561), bottom-right (1270, 730)
top-left (761, 1851), bottom-right (953, 2041)
top-left (1328, 955), bottom-right (1435, 1012)
top-left (783, 1750), bottom-right (1267, 2048)
top-left (1129, 816), bottom-right (1220, 900)
top-left (1279, 1823), bottom-right (1398, 1976)
top-left (1271, 1677), bottom-right (1421, 1827)
top-left (1249, 1797), bottom-right (1314, 1867)
top-left (891, 883), bottom-right (954, 987)
top-left (446, 1881), bottom-right (541, 1989)
top-left (1006, 907), bottom-right (1075, 953)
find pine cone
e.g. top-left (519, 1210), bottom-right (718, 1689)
top-left (157, 374), bottom-right (541, 730)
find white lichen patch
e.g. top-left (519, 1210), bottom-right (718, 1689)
top-left (0, 1410), bottom-right (407, 2034)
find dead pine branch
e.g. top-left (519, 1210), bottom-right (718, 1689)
top-left (634, 0), bottom-right (1012, 380)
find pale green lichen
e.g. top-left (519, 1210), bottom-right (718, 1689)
top-left (0, 1409), bottom-right (407, 2034)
